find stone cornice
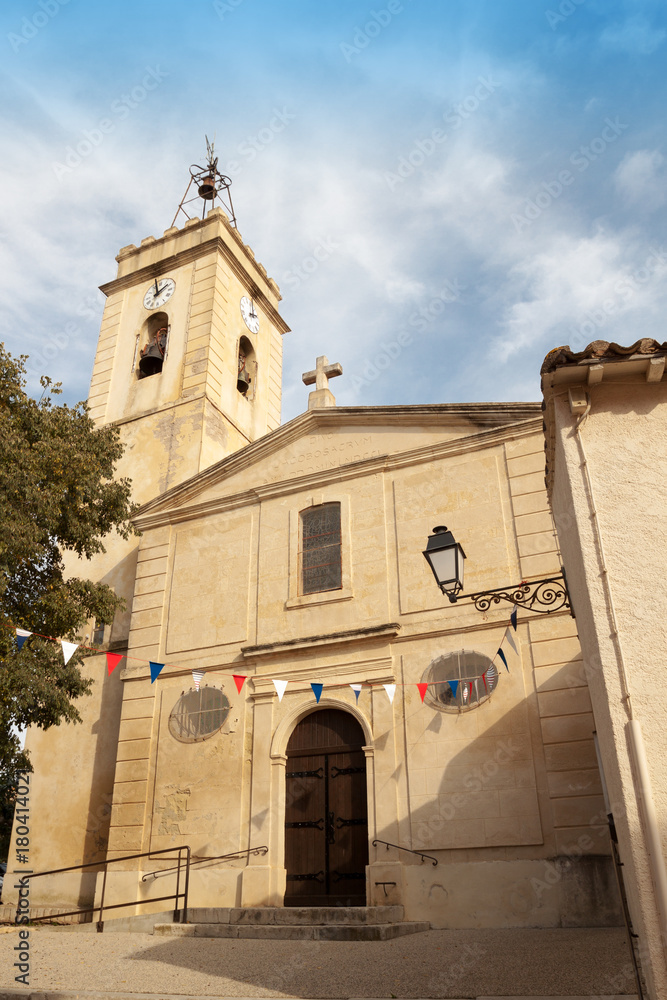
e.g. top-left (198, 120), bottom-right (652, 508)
top-left (132, 412), bottom-right (544, 530)
top-left (100, 233), bottom-right (290, 336)
top-left (241, 623), bottom-right (401, 660)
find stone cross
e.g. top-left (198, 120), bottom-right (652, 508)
top-left (301, 354), bottom-right (343, 410)
top-left (302, 355), bottom-right (343, 391)
top-left (301, 355), bottom-right (343, 411)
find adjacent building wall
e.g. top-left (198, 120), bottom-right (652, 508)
top-left (543, 353), bottom-right (667, 999)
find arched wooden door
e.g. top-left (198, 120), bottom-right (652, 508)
top-left (284, 709), bottom-right (368, 907)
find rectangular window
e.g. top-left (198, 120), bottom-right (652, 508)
top-left (300, 503), bottom-right (342, 595)
top-left (92, 621), bottom-right (106, 646)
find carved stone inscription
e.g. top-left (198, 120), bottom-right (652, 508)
top-left (268, 434), bottom-right (382, 479)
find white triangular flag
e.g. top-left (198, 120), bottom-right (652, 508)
top-left (192, 669), bottom-right (205, 691)
top-left (504, 628), bottom-right (519, 655)
top-left (273, 679), bottom-right (288, 701)
top-left (384, 683), bottom-right (396, 704)
top-left (61, 641), bottom-right (79, 665)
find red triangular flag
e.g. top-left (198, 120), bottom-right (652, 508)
top-left (233, 674), bottom-right (246, 694)
top-left (106, 652), bottom-right (123, 676)
top-left (417, 682), bottom-right (428, 703)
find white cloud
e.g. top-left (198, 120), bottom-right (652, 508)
top-left (600, 16), bottom-right (666, 56)
top-left (1, 44), bottom-right (664, 423)
top-left (495, 233), bottom-right (667, 360)
top-left (614, 149), bottom-right (666, 209)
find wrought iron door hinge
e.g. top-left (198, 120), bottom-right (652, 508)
top-left (286, 871), bottom-right (325, 882)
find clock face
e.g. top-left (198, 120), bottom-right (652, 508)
top-left (240, 295), bottom-right (260, 334)
top-left (144, 278), bottom-right (175, 310)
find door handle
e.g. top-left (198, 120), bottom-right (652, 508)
top-left (326, 810), bottom-right (335, 845)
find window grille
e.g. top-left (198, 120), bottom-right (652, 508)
top-left (168, 686), bottom-right (231, 743)
top-left (425, 650), bottom-right (498, 712)
top-left (300, 503), bottom-right (342, 595)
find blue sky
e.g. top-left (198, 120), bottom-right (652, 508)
top-left (1, 0), bottom-right (666, 421)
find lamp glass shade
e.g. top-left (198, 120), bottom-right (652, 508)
top-left (428, 546), bottom-right (458, 587)
top-left (423, 528), bottom-right (466, 595)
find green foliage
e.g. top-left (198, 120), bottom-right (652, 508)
top-left (0, 344), bottom-right (138, 811)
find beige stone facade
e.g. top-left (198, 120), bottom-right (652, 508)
top-left (542, 340), bottom-right (667, 999)
top-left (5, 212), bottom-right (622, 933)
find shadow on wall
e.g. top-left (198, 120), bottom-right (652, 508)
top-left (401, 655), bottom-right (622, 931)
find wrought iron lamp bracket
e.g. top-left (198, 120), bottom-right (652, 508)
top-left (445, 573), bottom-right (573, 616)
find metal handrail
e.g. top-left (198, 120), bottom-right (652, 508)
top-left (13, 845), bottom-right (191, 932)
top-left (372, 838), bottom-right (438, 866)
top-left (142, 846), bottom-right (268, 882)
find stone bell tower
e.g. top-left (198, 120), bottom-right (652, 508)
top-left (89, 206), bottom-right (289, 507)
top-left (81, 154), bottom-right (289, 646)
top-left (4, 160), bottom-right (291, 902)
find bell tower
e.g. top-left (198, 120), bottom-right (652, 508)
top-left (88, 148), bottom-right (289, 505)
top-left (10, 155), bottom-right (290, 896)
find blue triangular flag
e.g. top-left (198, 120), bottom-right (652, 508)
top-left (497, 648), bottom-right (509, 672)
top-left (150, 661), bottom-right (165, 683)
top-left (350, 683), bottom-right (362, 703)
top-left (16, 628), bottom-right (32, 651)
top-left (510, 605), bottom-right (518, 630)
top-left (448, 679), bottom-right (459, 699)
top-left (311, 682), bottom-right (323, 703)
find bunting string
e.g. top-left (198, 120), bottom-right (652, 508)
top-left (3, 608), bottom-right (521, 704)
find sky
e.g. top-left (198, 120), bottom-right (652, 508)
top-left (1, 0), bottom-right (666, 423)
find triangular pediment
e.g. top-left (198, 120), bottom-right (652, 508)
top-left (134, 403), bottom-right (541, 526)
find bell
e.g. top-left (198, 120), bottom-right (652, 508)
top-left (198, 174), bottom-right (216, 200)
top-left (237, 369), bottom-right (251, 394)
top-left (139, 344), bottom-right (164, 378)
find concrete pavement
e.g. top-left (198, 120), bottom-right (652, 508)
top-left (0, 925), bottom-right (641, 998)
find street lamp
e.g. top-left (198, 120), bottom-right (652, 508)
top-left (422, 526), bottom-right (467, 603)
top-left (423, 525), bottom-right (573, 616)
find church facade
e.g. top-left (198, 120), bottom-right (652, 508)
top-left (6, 206), bottom-right (621, 929)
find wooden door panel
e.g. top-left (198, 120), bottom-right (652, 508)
top-left (285, 710), bottom-right (368, 907)
top-left (328, 750), bottom-right (368, 904)
top-left (284, 753), bottom-right (326, 901)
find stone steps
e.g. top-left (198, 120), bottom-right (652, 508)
top-left (14, 904), bottom-right (433, 939)
top-left (154, 906), bottom-right (431, 940)
top-left (187, 904), bottom-right (404, 925)
top-left (154, 920), bottom-right (430, 940)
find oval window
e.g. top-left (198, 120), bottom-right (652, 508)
top-left (168, 686), bottom-right (231, 743)
top-left (424, 650), bottom-right (499, 712)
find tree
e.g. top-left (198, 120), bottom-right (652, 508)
top-left (0, 345), bottom-right (138, 815)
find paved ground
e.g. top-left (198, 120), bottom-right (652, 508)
top-left (0, 925), bottom-right (639, 997)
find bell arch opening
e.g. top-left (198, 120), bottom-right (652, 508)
top-left (284, 708), bottom-right (369, 907)
top-left (237, 335), bottom-right (256, 398)
top-left (137, 312), bottom-right (170, 379)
